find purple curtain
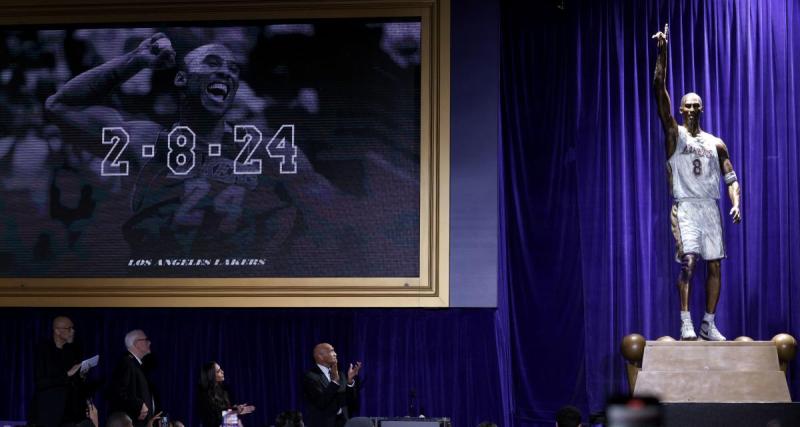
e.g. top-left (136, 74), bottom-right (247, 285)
top-left (500, 1), bottom-right (588, 424)
top-left (501, 0), bottom-right (800, 421)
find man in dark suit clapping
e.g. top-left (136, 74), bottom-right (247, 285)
top-left (109, 329), bottom-right (155, 427)
top-left (303, 343), bottom-right (363, 427)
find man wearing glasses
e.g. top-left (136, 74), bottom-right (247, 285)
top-left (30, 316), bottom-right (88, 427)
top-left (110, 329), bottom-right (156, 427)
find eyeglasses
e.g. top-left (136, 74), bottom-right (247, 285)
top-left (55, 326), bottom-right (75, 331)
top-left (135, 337), bottom-right (151, 343)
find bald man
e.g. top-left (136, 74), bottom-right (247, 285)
top-left (652, 25), bottom-right (741, 341)
top-left (30, 316), bottom-right (87, 427)
top-left (303, 343), bottom-right (363, 427)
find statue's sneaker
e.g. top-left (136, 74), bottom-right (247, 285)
top-left (680, 321), bottom-right (698, 341)
top-left (700, 321), bottom-right (727, 341)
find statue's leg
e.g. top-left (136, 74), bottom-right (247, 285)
top-left (678, 253), bottom-right (698, 340)
top-left (705, 260), bottom-right (721, 314)
top-left (678, 253), bottom-right (697, 312)
top-left (700, 260), bottom-right (726, 341)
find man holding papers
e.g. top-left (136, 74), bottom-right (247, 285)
top-left (30, 316), bottom-right (93, 427)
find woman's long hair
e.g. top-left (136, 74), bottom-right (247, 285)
top-left (198, 361), bottom-right (231, 409)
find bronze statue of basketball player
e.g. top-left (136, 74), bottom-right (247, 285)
top-left (652, 24), bottom-right (741, 341)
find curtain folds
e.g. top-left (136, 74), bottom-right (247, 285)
top-left (499, 2), bottom-right (587, 424)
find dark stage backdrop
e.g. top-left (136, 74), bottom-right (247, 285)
top-left (0, 308), bottom-right (504, 426)
top-left (500, 0), bottom-right (800, 424)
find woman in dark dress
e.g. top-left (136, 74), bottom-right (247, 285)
top-left (196, 361), bottom-right (255, 427)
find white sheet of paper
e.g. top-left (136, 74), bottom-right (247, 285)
top-left (222, 410), bottom-right (239, 427)
top-left (80, 354), bottom-right (99, 372)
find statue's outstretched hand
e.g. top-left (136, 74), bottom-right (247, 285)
top-left (651, 24), bottom-right (669, 49)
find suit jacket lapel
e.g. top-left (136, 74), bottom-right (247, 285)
top-left (314, 365), bottom-right (330, 387)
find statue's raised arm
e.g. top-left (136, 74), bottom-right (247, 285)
top-left (652, 24), bottom-right (678, 158)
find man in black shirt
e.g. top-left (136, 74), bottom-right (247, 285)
top-left (29, 316), bottom-right (87, 427)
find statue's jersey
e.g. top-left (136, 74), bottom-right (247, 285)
top-left (122, 127), bottom-right (298, 261)
top-left (668, 126), bottom-right (722, 200)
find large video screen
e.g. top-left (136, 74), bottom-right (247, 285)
top-left (0, 20), bottom-right (421, 278)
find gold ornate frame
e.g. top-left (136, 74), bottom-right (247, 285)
top-left (0, 0), bottom-right (450, 307)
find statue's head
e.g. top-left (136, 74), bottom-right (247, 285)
top-left (679, 92), bottom-right (703, 128)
